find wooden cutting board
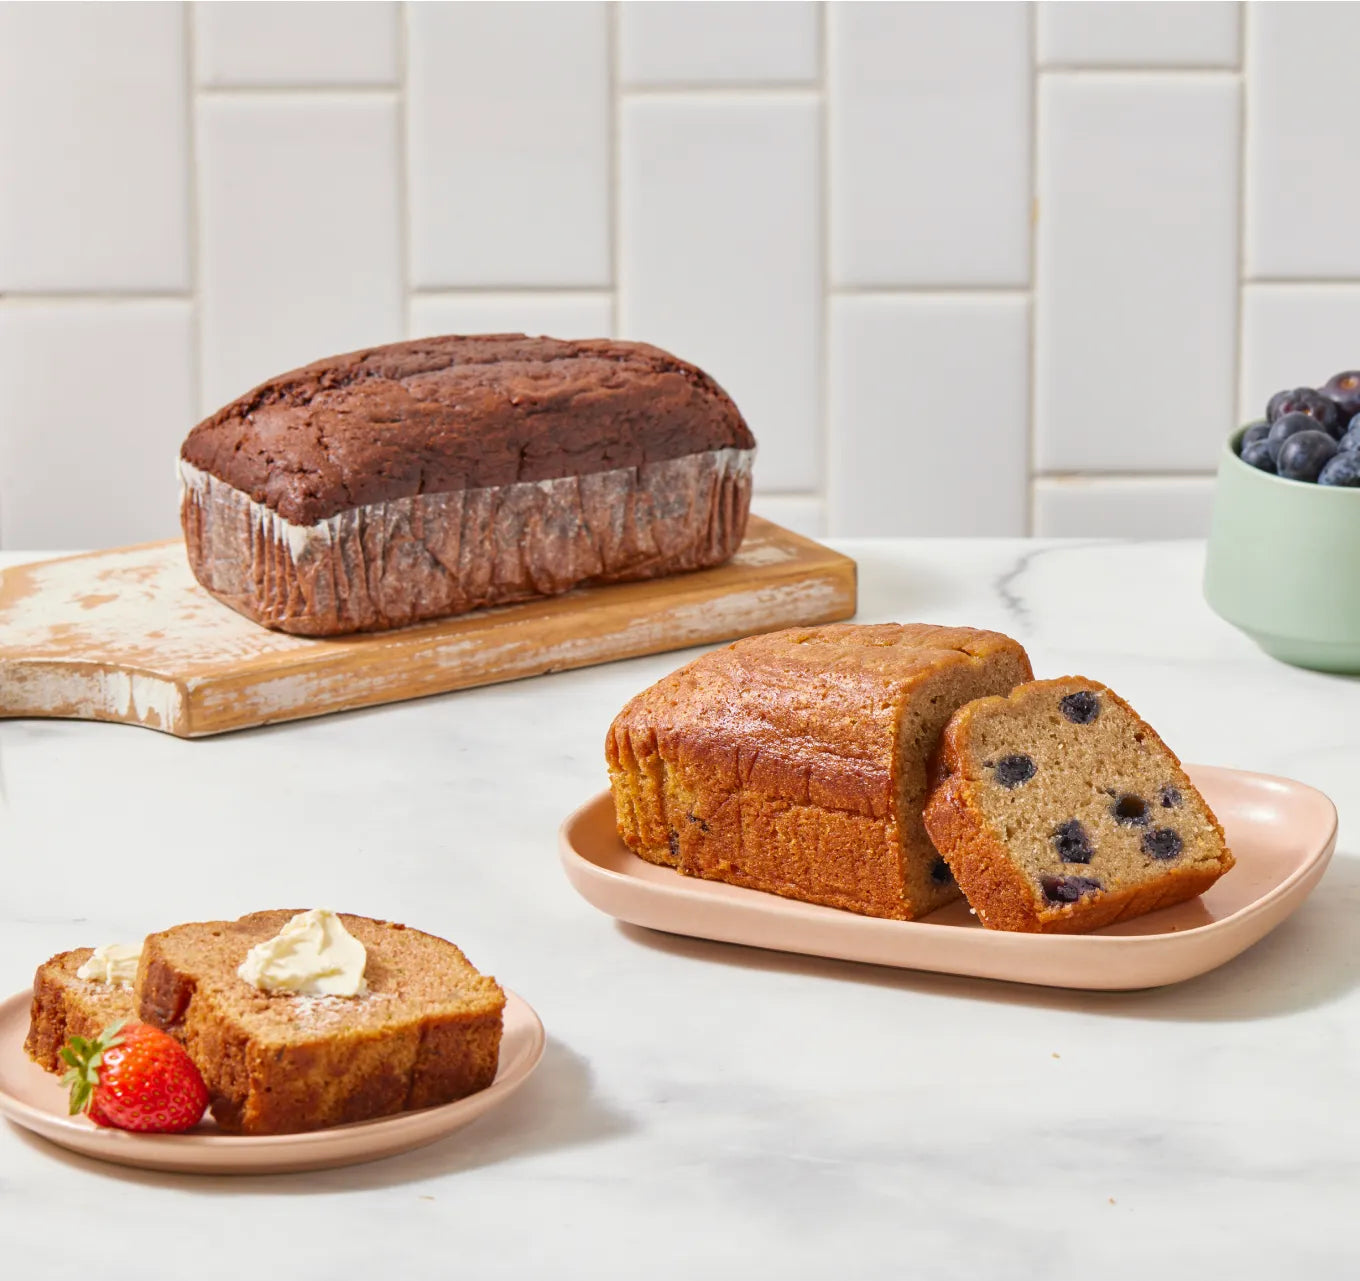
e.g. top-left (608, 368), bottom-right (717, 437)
top-left (0, 517), bottom-right (856, 739)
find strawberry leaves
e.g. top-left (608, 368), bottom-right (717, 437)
top-left (59, 1018), bottom-right (128, 1118)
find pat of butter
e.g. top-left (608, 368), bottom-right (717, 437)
top-left (77, 942), bottom-right (142, 988)
top-left (237, 909), bottom-right (368, 997)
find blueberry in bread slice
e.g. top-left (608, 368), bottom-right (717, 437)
top-left (136, 911), bottom-right (505, 1134)
top-left (25, 948), bottom-right (138, 1072)
top-left (923, 678), bottom-right (1234, 933)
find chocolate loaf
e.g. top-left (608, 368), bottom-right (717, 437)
top-left (180, 335), bottom-right (756, 635)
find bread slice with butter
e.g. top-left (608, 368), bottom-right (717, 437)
top-left (135, 910), bottom-right (505, 1135)
top-left (25, 947), bottom-right (139, 1072)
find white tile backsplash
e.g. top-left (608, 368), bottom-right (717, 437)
top-left (0, 2), bottom-right (189, 292)
top-left (1240, 286), bottom-right (1360, 427)
top-left (410, 293), bottom-right (614, 343)
top-left (1245, 3), bottom-right (1360, 279)
top-left (1032, 477), bottom-right (1216, 538)
top-left (197, 94), bottom-right (404, 410)
top-left (829, 1), bottom-right (1031, 288)
top-left (0, 302), bottom-right (194, 548)
top-left (1035, 73), bottom-right (1240, 473)
top-left (619, 94), bottom-right (821, 492)
top-left (829, 295), bottom-right (1030, 537)
top-left (0, 2), bottom-right (1353, 546)
top-left (407, 2), bottom-right (610, 288)
top-left (196, 2), bottom-right (398, 87)
top-left (1037, 2), bottom-right (1240, 67)
top-left (620, 2), bottom-right (819, 84)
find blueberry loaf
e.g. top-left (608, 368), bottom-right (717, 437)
top-left (180, 335), bottom-right (756, 635)
top-left (607, 624), bottom-right (1034, 919)
top-left (923, 677), bottom-right (1234, 934)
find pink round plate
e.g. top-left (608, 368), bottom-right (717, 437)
top-left (0, 988), bottom-right (544, 1174)
top-left (561, 765), bottom-right (1338, 990)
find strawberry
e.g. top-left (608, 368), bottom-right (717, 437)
top-left (60, 1018), bottom-right (209, 1133)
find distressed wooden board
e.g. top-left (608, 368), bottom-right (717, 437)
top-left (0, 518), bottom-right (857, 738)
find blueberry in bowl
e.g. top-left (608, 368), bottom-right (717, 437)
top-left (1208, 380), bottom-right (1360, 672)
top-left (1322, 371), bottom-right (1360, 423)
top-left (1240, 439), bottom-right (1276, 472)
top-left (1267, 387), bottom-right (1343, 437)
top-left (1264, 411), bottom-right (1326, 463)
top-left (1276, 429), bottom-right (1337, 482)
top-left (1265, 388), bottom-right (1295, 422)
top-left (1319, 451), bottom-right (1360, 488)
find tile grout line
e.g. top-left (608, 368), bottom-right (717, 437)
top-left (197, 83), bottom-right (400, 97)
top-left (411, 287), bottom-right (617, 300)
top-left (608, 0), bottom-right (621, 335)
top-left (1246, 277), bottom-right (1360, 287)
top-left (1035, 472), bottom-right (1218, 482)
top-left (621, 82), bottom-right (823, 98)
top-left (1232, 4), bottom-right (1249, 424)
top-left (831, 284), bottom-right (1033, 298)
top-left (185, 2), bottom-right (205, 419)
top-left (1025, 2), bottom-right (1040, 537)
top-left (397, 1), bottom-right (413, 335)
top-left (0, 292), bottom-right (195, 305)
top-left (1037, 64), bottom-right (1242, 76)
top-left (817, 0), bottom-right (830, 535)
top-left (0, 284), bottom-right (1039, 304)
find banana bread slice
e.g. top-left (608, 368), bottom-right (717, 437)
top-left (25, 949), bottom-right (137, 1072)
top-left (924, 677), bottom-right (1234, 933)
top-left (135, 911), bottom-right (505, 1135)
top-left (608, 623), bottom-right (1034, 919)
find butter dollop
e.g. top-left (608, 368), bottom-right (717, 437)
top-left (237, 909), bottom-right (368, 997)
top-left (76, 942), bottom-right (142, 988)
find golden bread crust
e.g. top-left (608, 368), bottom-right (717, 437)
top-left (607, 623), bottom-right (1033, 919)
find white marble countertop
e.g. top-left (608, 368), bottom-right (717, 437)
top-left (2, 539), bottom-right (1357, 1279)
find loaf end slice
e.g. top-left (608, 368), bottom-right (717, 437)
top-left (924, 677), bottom-right (1234, 934)
top-left (136, 911), bottom-right (505, 1134)
top-left (25, 949), bottom-right (137, 1072)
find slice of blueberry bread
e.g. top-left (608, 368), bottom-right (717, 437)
top-left (923, 677), bottom-right (1233, 933)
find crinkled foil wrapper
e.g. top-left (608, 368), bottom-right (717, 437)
top-left (180, 448), bottom-right (754, 635)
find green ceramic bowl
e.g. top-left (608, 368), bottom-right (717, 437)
top-left (1205, 426), bottom-right (1360, 672)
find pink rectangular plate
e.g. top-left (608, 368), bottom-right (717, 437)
top-left (559, 765), bottom-right (1336, 990)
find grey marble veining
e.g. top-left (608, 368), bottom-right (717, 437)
top-left (2, 540), bottom-right (1358, 1279)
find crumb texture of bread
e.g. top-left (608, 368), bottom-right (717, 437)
top-left (177, 335), bottom-right (755, 635)
top-left (923, 677), bottom-right (1234, 934)
top-left (607, 623), bottom-right (1034, 919)
top-left (25, 949), bottom-right (137, 1072)
top-left (135, 911), bottom-right (505, 1135)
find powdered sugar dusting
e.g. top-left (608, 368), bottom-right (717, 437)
top-left (286, 991), bottom-right (395, 1030)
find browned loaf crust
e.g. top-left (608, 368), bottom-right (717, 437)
top-left (25, 949), bottom-right (136, 1072)
top-left (179, 334), bottom-right (756, 635)
top-left (135, 911), bottom-right (505, 1135)
top-left (607, 624), bottom-right (1034, 920)
top-left (923, 677), bottom-right (1234, 934)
